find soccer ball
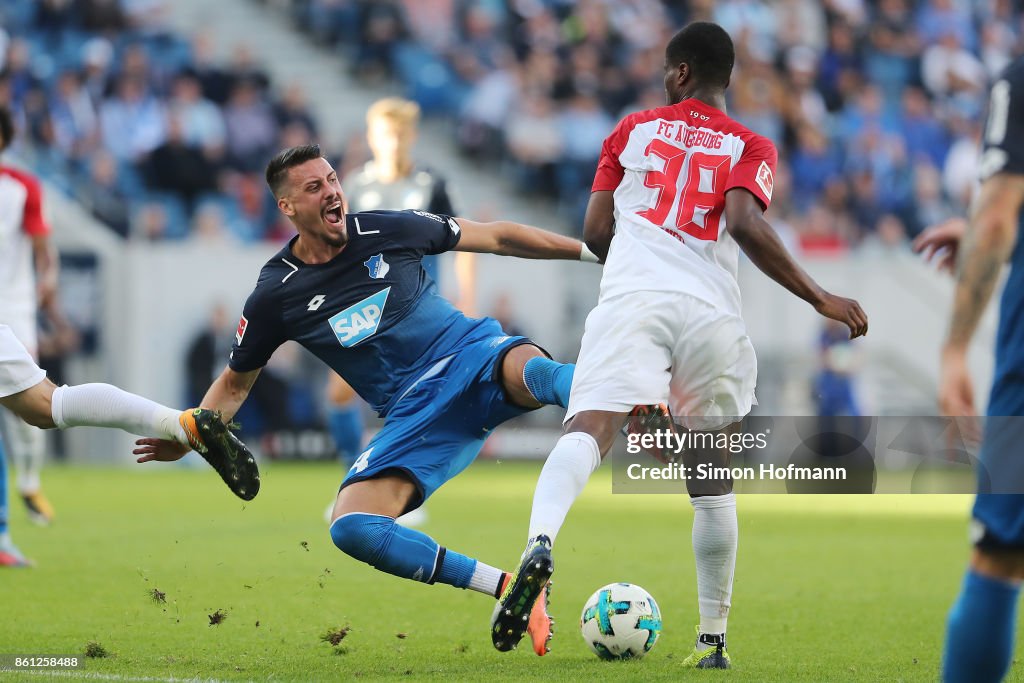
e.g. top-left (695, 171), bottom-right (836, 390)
top-left (580, 582), bottom-right (662, 660)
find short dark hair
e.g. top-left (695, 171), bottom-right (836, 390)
top-left (0, 106), bottom-right (14, 153)
top-left (265, 144), bottom-right (323, 196)
top-left (665, 22), bottom-right (735, 90)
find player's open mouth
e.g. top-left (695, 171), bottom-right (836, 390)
top-left (324, 202), bottom-right (343, 225)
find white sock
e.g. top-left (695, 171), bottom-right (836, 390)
top-left (691, 493), bottom-right (737, 639)
top-left (1, 411), bottom-right (45, 493)
top-left (51, 384), bottom-right (189, 445)
top-left (467, 561), bottom-right (504, 596)
top-left (528, 432), bottom-right (602, 544)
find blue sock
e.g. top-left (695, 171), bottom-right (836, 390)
top-left (330, 513), bottom-right (477, 588)
top-left (326, 402), bottom-right (364, 465)
top-left (0, 437), bottom-right (7, 536)
top-left (943, 569), bottom-right (1020, 683)
top-left (523, 357), bottom-right (575, 408)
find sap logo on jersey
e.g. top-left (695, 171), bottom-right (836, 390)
top-left (363, 253), bottom-right (390, 279)
top-left (328, 287), bottom-right (390, 347)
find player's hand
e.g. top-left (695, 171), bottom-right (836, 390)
top-left (134, 438), bottom-right (189, 464)
top-left (814, 293), bottom-right (868, 339)
top-left (912, 218), bottom-right (966, 273)
top-left (37, 275), bottom-right (58, 311)
top-left (939, 345), bottom-right (982, 443)
top-left (939, 346), bottom-right (976, 417)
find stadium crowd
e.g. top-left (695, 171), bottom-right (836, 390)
top-left (288, 0), bottom-right (1023, 250)
top-left (0, 0), bottom-right (320, 241)
top-left (1, 0), bottom-right (1022, 250)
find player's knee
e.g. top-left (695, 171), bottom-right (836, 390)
top-left (973, 547), bottom-right (1024, 581)
top-left (329, 512), bottom-right (393, 566)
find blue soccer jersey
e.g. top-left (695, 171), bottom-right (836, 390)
top-left (986, 58), bottom-right (1024, 418)
top-left (228, 208), bottom-right (539, 507)
top-left (972, 57), bottom-right (1024, 547)
top-left (229, 210), bottom-right (494, 416)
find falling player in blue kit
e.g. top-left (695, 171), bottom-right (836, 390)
top-left (916, 56), bottom-right (1024, 683)
top-left (134, 144), bottom-right (593, 655)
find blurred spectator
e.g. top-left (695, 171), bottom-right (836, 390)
top-left (789, 126), bottom-right (843, 209)
top-left (813, 319), bottom-right (862, 417)
top-left (943, 115), bottom-right (982, 208)
top-left (898, 86), bottom-right (949, 166)
top-left (7, 0), bottom-right (1024, 253)
top-left (48, 70), bottom-right (98, 163)
top-left (555, 88), bottom-right (614, 213)
top-left (168, 70), bottom-right (226, 153)
top-left (906, 162), bottom-right (954, 236)
top-left (274, 84), bottom-right (318, 139)
top-left (190, 202), bottom-right (236, 244)
top-left (142, 114), bottom-right (219, 209)
top-left (185, 302), bottom-right (233, 406)
top-left (132, 201), bottom-right (170, 241)
top-left (505, 91), bottom-right (563, 196)
top-left (99, 76), bottom-right (165, 162)
top-left (223, 78), bottom-right (277, 172)
top-left (76, 149), bottom-right (130, 236)
top-left (921, 32), bottom-right (987, 101)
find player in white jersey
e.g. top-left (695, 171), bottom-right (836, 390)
top-left (0, 321), bottom-right (261, 566)
top-left (0, 106), bottom-right (59, 525)
top-left (492, 22), bottom-right (868, 665)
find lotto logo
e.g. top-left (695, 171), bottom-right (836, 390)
top-left (235, 315), bottom-right (248, 345)
top-left (328, 287), bottom-right (390, 347)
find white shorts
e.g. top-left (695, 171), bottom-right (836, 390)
top-left (567, 292), bottom-right (757, 431)
top-left (0, 323), bottom-right (46, 398)
top-left (0, 308), bottom-right (38, 357)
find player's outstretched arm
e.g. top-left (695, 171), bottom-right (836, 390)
top-left (453, 217), bottom-right (600, 262)
top-left (134, 366), bottom-right (261, 463)
top-left (724, 188), bottom-right (868, 339)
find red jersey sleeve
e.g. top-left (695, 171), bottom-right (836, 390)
top-left (591, 116), bottom-right (631, 193)
top-left (725, 134), bottom-right (777, 212)
top-left (18, 171), bottom-right (50, 237)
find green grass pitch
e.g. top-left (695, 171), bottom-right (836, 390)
top-left (0, 459), bottom-right (1008, 681)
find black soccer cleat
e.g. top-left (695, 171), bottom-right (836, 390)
top-left (180, 408), bottom-right (260, 501)
top-left (623, 403), bottom-right (680, 464)
top-left (681, 629), bottom-right (732, 669)
top-left (491, 535), bottom-right (554, 652)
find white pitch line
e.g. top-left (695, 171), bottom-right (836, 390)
top-left (8, 671), bottom-right (231, 683)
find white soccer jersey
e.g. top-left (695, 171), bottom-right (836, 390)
top-left (0, 166), bottom-right (49, 320)
top-left (592, 99), bottom-right (777, 316)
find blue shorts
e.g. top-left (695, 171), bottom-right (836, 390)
top-left (972, 386), bottom-right (1024, 548)
top-left (339, 331), bottom-right (537, 512)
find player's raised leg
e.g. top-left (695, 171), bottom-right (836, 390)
top-left (328, 473), bottom-right (553, 654)
top-left (2, 325), bottom-right (258, 500)
top-left (493, 408), bottom-right (621, 651)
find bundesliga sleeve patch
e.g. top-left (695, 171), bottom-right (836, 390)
top-left (235, 315), bottom-right (248, 345)
top-left (756, 161), bottom-right (774, 200)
